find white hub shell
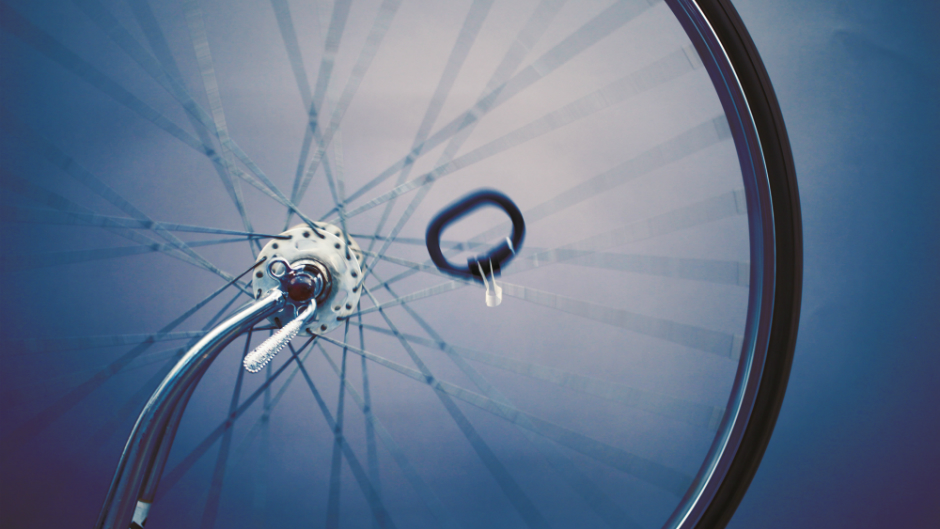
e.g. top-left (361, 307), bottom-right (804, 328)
top-left (252, 222), bottom-right (363, 335)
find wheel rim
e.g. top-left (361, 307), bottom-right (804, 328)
top-left (0, 1), bottom-right (800, 528)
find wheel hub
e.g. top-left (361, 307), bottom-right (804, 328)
top-left (251, 222), bottom-right (363, 335)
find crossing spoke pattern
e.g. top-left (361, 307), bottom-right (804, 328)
top-left (317, 329), bottom-right (692, 497)
top-left (0, 259), bottom-right (260, 452)
top-left (0, 1), bottom-right (773, 528)
top-left (373, 276), bottom-right (640, 528)
top-left (337, 0), bottom-right (661, 211)
top-left (124, 0), bottom-right (256, 250)
top-left (357, 286), bottom-right (553, 529)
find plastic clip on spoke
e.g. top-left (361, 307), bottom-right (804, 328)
top-left (426, 189), bottom-right (525, 306)
top-left (477, 260), bottom-right (503, 307)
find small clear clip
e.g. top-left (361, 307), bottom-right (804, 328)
top-left (477, 260), bottom-right (502, 307)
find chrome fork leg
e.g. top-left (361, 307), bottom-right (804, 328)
top-left (96, 289), bottom-right (286, 529)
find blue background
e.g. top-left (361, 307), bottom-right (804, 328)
top-left (729, 0), bottom-right (939, 526)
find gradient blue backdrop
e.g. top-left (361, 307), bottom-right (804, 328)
top-left (728, 1), bottom-right (939, 527)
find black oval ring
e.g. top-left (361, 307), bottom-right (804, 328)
top-left (426, 189), bottom-right (525, 282)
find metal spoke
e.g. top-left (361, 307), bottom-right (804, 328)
top-left (342, 45), bottom-right (705, 224)
top-left (351, 233), bottom-right (477, 250)
top-left (123, 0), bottom-right (257, 250)
top-left (269, 0), bottom-right (320, 223)
top-left (367, 246), bottom-right (747, 289)
top-left (0, 4), bottom-right (319, 236)
top-left (357, 312), bottom-right (384, 529)
top-left (0, 258), bottom-right (261, 452)
top-left (313, 0), bottom-right (354, 136)
top-left (345, 233), bottom-right (748, 287)
top-left (355, 277), bottom-right (465, 316)
top-left (361, 184), bottom-right (746, 301)
top-left (351, 0), bottom-right (566, 256)
top-left (269, 0), bottom-right (315, 113)
top-left (501, 281), bottom-right (742, 359)
top-left (467, 115), bottom-right (728, 246)
top-left (522, 189), bottom-right (747, 268)
top-left (200, 330), bottom-right (253, 529)
top-left (290, 343), bottom-right (396, 529)
top-left (525, 251), bottom-right (750, 287)
top-left (158, 336), bottom-right (317, 496)
top-left (3, 237), bottom-right (259, 270)
top-left (358, 287), bottom-right (552, 529)
top-left (358, 0), bottom-right (497, 284)
top-left (9, 291), bottom-right (242, 394)
top-left (5, 331), bottom-right (209, 357)
top-left (377, 277), bottom-right (640, 529)
top-left (270, 0), bottom-right (344, 234)
top-left (73, 0), bottom-right (290, 214)
top-left (350, 321), bottom-right (723, 431)
top-left (360, 0), bottom-right (565, 276)
top-left (329, 128), bottom-right (354, 259)
top-left (292, 0), bottom-right (404, 215)
top-left (287, 0), bottom-right (352, 224)
top-left (340, 0), bottom-right (656, 210)
top-left (358, 246), bottom-right (742, 358)
top-left (325, 321), bottom-right (351, 529)
top-left (318, 342), bottom-right (463, 529)
top-left (0, 205), bottom-right (287, 239)
top-left (319, 327), bottom-right (691, 497)
top-left (372, 269), bottom-right (723, 428)
top-left (0, 115), bottom-right (247, 288)
top-left (178, 0), bottom-right (259, 255)
top-left (253, 363), bottom-right (273, 526)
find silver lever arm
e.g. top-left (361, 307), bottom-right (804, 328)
top-left (95, 289), bottom-right (286, 529)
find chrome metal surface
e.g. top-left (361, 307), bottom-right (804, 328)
top-left (95, 289), bottom-right (286, 529)
top-left (244, 300), bottom-right (318, 373)
top-left (252, 222), bottom-right (363, 335)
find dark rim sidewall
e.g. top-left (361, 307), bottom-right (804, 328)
top-left (662, 0), bottom-right (803, 527)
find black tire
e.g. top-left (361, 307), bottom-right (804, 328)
top-left (664, 1), bottom-right (802, 527)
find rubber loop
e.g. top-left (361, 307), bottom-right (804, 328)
top-left (425, 189), bottom-right (525, 282)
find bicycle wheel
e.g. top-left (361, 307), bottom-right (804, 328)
top-left (0, 0), bottom-right (800, 528)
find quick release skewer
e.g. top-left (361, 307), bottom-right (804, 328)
top-left (244, 222), bottom-right (364, 372)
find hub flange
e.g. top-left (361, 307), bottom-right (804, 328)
top-left (252, 222), bottom-right (363, 335)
